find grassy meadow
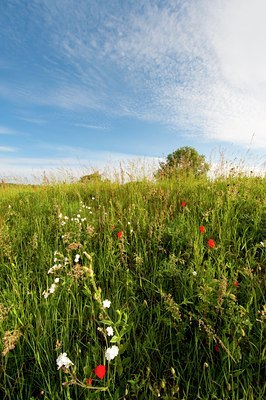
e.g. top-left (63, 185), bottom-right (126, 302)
top-left (0, 175), bottom-right (265, 399)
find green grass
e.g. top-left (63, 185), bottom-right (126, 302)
top-left (0, 176), bottom-right (265, 399)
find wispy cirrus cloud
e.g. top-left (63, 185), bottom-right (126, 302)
top-left (0, 0), bottom-right (266, 150)
top-left (0, 125), bottom-right (17, 135)
top-left (41, 1), bottom-right (266, 148)
top-left (0, 146), bottom-right (17, 152)
top-left (17, 117), bottom-right (47, 124)
top-left (74, 123), bottom-right (108, 130)
top-left (102, 0), bottom-right (266, 148)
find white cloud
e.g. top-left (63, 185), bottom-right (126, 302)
top-left (201, 0), bottom-right (266, 148)
top-left (74, 123), bottom-right (107, 130)
top-left (0, 125), bottom-right (16, 135)
top-left (17, 117), bottom-right (47, 124)
top-left (0, 146), bottom-right (17, 152)
top-left (207, 0), bottom-right (266, 89)
top-left (92, 0), bottom-right (266, 149)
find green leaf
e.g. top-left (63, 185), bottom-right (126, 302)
top-left (110, 335), bottom-right (120, 343)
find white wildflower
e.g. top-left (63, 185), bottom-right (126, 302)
top-left (49, 283), bottom-right (57, 294)
top-left (48, 263), bottom-right (62, 274)
top-left (105, 345), bottom-right (119, 361)
top-left (56, 353), bottom-right (74, 369)
top-left (58, 213), bottom-right (63, 219)
top-left (102, 299), bottom-right (111, 308)
top-left (43, 280), bottom-right (59, 296)
top-left (74, 254), bottom-right (80, 263)
top-left (192, 271), bottom-right (197, 276)
top-left (106, 326), bottom-right (114, 337)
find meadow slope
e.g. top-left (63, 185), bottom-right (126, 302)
top-left (0, 176), bottom-right (265, 399)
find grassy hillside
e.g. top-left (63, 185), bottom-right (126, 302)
top-left (0, 176), bottom-right (265, 399)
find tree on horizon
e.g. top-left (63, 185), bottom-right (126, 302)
top-left (155, 146), bottom-right (209, 179)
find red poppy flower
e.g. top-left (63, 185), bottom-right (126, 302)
top-left (117, 231), bottom-right (123, 239)
top-left (214, 344), bottom-right (220, 353)
top-left (94, 365), bottom-right (106, 379)
top-left (199, 225), bottom-right (205, 234)
top-left (233, 281), bottom-right (239, 287)
top-left (207, 239), bottom-right (215, 248)
top-left (86, 378), bottom-right (93, 386)
top-left (181, 201), bottom-right (186, 207)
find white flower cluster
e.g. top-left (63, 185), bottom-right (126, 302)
top-left (80, 201), bottom-right (93, 215)
top-left (102, 299), bottom-right (111, 308)
top-left (59, 208), bottom-right (89, 230)
top-left (101, 300), bottom-right (117, 352)
top-left (106, 326), bottom-right (114, 336)
top-left (56, 352), bottom-right (74, 369)
top-left (58, 213), bottom-right (70, 226)
top-left (42, 278), bottom-right (60, 299)
top-left (80, 200), bottom-right (92, 210)
top-left (70, 214), bottom-right (87, 223)
top-left (48, 255), bottom-right (68, 274)
top-left (105, 345), bottom-right (119, 361)
top-left (55, 298), bottom-right (118, 386)
top-left (74, 254), bottom-right (80, 263)
top-left (48, 263), bottom-right (62, 274)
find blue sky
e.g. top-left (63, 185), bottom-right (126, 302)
top-left (0, 0), bottom-right (265, 181)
